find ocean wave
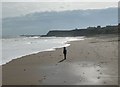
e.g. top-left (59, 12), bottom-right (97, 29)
top-left (2, 37), bottom-right (84, 65)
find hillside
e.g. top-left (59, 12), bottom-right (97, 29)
top-left (42, 25), bottom-right (118, 37)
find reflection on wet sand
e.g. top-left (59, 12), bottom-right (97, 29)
top-left (36, 61), bottom-right (117, 85)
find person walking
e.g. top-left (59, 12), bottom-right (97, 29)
top-left (63, 47), bottom-right (67, 60)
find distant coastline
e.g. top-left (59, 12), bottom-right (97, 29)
top-left (20, 24), bottom-right (119, 37)
top-left (42, 25), bottom-right (118, 37)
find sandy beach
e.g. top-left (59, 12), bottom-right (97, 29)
top-left (2, 35), bottom-right (118, 85)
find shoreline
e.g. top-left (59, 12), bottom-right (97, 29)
top-left (2, 41), bottom-right (73, 66)
top-left (2, 35), bottom-right (118, 85)
top-left (2, 37), bottom-right (84, 65)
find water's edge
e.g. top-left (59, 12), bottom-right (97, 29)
top-left (2, 37), bottom-right (85, 65)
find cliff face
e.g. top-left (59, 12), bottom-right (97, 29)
top-left (43, 25), bottom-right (118, 37)
top-left (46, 30), bottom-right (75, 37)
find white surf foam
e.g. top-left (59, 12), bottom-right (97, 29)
top-left (2, 37), bottom-right (85, 65)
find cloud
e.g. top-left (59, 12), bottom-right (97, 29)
top-left (3, 8), bottom-right (117, 36)
top-left (2, 2), bottom-right (118, 18)
top-left (1, 0), bottom-right (119, 2)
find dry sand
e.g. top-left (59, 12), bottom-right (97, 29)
top-left (2, 35), bottom-right (118, 85)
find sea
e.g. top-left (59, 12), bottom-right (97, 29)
top-left (1, 36), bottom-right (85, 65)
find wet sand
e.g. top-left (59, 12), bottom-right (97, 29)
top-left (2, 35), bottom-right (118, 85)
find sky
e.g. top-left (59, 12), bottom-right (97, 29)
top-left (2, 0), bottom-right (118, 36)
top-left (1, 0), bottom-right (119, 2)
top-left (2, 1), bottom-right (118, 18)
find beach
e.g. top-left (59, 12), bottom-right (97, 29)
top-left (2, 35), bottom-right (118, 85)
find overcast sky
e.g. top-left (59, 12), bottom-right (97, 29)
top-left (2, 1), bottom-right (118, 18)
top-left (1, 0), bottom-right (119, 2)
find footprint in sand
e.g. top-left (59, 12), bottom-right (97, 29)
top-left (99, 72), bottom-right (102, 75)
top-left (87, 52), bottom-right (90, 54)
top-left (97, 64), bottom-right (101, 67)
top-left (43, 76), bottom-right (46, 79)
top-left (38, 79), bottom-right (42, 83)
top-left (103, 81), bottom-right (107, 84)
top-left (97, 70), bottom-right (100, 72)
top-left (38, 76), bottom-right (47, 83)
top-left (79, 79), bottom-right (82, 82)
top-left (64, 81), bottom-right (67, 83)
top-left (97, 76), bottom-right (101, 79)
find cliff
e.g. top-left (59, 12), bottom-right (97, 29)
top-left (42, 25), bottom-right (118, 37)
